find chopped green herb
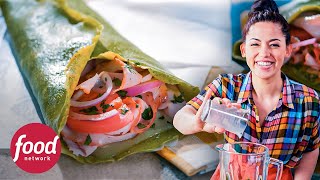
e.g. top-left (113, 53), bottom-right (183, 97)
top-left (117, 90), bottom-right (128, 98)
top-left (171, 93), bottom-right (185, 104)
top-left (112, 78), bottom-right (122, 87)
top-left (135, 95), bottom-right (142, 98)
top-left (102, 104), bottom-right (110, 110)
top-left (120, 107), bottom-right (129, 115)
top-left (137, 123), bottom-right (146, 129)
top-left (80, 106), bottom-right (98, 115)
top-left (134, 62), bottom-right (141, 66)
top-left (100, 100), bottom-right (110, 112)
top-left (136, 104), bottom-right (139, 108)
top-left (84, 135), bottom-right (92, 145)
top-left (97, 93), bottom-right (103, 97)
top-left (142, 107), bottom-right (153, 120)
top-left (159, 116), bottom-right (165, 120)
top-left (150, 123), bottom-right (155, 128)
top-left (100, 100), bottom-right (106, 107)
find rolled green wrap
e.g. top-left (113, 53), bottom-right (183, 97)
top-left (1, 0), bottom-right (199, 163)
top-left (232, 0), bottom-right (320, 92)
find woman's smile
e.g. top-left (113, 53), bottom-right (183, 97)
top-left (256, 60), bottom-right (274, 67)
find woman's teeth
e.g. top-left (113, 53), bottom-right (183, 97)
top-left (256, 61), bottom-right (272, 66)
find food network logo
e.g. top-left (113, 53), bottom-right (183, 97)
top-left (10, 123), bottom-right (61, 173)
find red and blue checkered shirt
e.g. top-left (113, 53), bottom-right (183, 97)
top-left (188, 72), bottom-right (320, 168)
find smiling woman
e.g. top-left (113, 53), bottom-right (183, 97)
top-left (173, 0), bottom-right (320, 179)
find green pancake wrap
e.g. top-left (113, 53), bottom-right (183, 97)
top-left (1, 0), bottom-right (199, 163)
top-left (232, 0), bottom-right (320, 92)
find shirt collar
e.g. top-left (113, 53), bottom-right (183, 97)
top-left (281, 73), bottom-right (295, 109)
top-left (236, 71), bottom-right (295, 109)
top-left (236, 71), bottom-right (253, 105)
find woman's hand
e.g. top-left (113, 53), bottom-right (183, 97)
top-left (198, 96), bottom-right (241, 134)
top-left (173, 88), bottom-right (242, 135)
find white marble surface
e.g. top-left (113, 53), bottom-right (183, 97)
top-left (85, 0), bottom-right (232, 67)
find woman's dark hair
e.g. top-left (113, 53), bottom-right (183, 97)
top-left (242, 0), bottom-right (290, 45)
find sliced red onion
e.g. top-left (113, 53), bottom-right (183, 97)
top-left (71, 90), bottom-right (85, 101)
top-left (114, 58), bottom-right (143, 91)
top-left (125, 80), bottom-right (163, 97)
top-left (91, 79), bottom-right (107, 94)
top-left (149, 86), bottom-right (160, 100)
top-left (70, 72), bottom-right (113, 107)
top-left (69, 109), bottom-right (119, 121)
top-left (141, 74), bottom-right (152, 82)
top-left (105, 121), bottom-right (133, 135)
top-left (292, 38), bottom-right (317, 49)
top-left (75, 74), bottom-right (99, 94)
top-left (132, 97), bottom-right (149, 109)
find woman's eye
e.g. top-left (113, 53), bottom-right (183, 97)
top-left (270, 44), bottom-right (280, 47)
top-left (250, 43), bottom-right (259, 46)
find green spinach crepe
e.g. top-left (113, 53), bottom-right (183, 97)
top-left (232, 0), bottom-right (320, 92)
top-left (1, 0), bottom-right (199, 163)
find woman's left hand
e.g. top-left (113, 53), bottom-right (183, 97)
top-left (201, 97), bottom-right (242, 134)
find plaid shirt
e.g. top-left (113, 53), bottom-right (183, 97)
top-left (188, 72), bottom-right (320, 168)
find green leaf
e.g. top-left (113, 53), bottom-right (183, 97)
top-left (112, 78), bottom-right (122, 87)
top-left (80, 106), bottom-right (99, 115)
top-left (116, 90), bottom-right (128, 98)
top-left (84, 135), bottom-right (92, 145)
top-left (142, 107), bottom-right (153, 120)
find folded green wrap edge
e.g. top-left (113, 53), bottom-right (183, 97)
top-left (1, 0), bottom-right (199, 163)
top-left (232, 0), bottom-right (320, 92)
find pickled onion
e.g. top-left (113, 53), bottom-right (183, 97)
top-left (125, 80), bottom-right (163, 97)
top-left (70, 72), bottom-right (112, 107)
top-left (291, 38), bottom-right (316, 49)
